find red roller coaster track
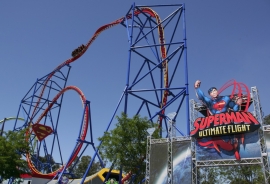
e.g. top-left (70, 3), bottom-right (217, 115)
top-left (26, 7), bottom-right (169, 179)
top-left (26, 86), bottom-right (88, 178)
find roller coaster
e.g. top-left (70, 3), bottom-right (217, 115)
top-left (2, 3), bottom-right (189, 184)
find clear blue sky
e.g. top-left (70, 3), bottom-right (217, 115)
top-left (1, 1), bottom-right (270, 164)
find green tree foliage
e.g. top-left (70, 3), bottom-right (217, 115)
top-left (73, 155), bottom-right (102, 178)
top-left (264, 114), bottom-right (270, 125)
top-left (69, 156), bottom-right (79, 174)
top-left (199, 167), bottom-right (219, 184)
top-left (0, 129), bottom-right (30, 180)
top-left (220, 165), bottom-right (264, 184)
top-left (31, 154), bottom-right (60, 173)
top-left (199, 165), bottom-right (264, 184)
top-left (98, 113), bottom-right (159, 183)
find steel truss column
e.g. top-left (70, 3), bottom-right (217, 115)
top-left (145, 136), bottom-right (151, 184)
top-left (251, 86), bottom-right (270, 183)
top-left (190, 99), bottom-right (198, 184)
top-left (167, 119), bottom-right (173, 183)
top-left (166, 112), bottom-right (177, 183)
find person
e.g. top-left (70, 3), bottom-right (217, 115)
top-left (194, 80), bottom-right (242, 115)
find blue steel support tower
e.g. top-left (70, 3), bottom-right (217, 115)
top-left (82, 3), bottom-right (189, 184)
top-left (119, 3), bottom-right (189, 136)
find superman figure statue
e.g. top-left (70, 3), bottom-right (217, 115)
top-left (194, 80), bottom-right (242, 115)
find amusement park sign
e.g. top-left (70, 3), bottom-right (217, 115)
top-left (191, 79), bottom-right (261, 139)
top-left (190, 79), bottom-right (262, 160)
top-left (190, 111), bottom-right (260, 138)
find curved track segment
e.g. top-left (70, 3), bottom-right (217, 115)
top-left (20, 7), bottom-right (168, 179)
top-left (0, 117), bottom-right (24, 136)
top-left (0, 117), bottom-right (24, 123)
top-left (29, 7), bottom-right (168, 127)
top-left (26, 86), bottom-right (89, 178)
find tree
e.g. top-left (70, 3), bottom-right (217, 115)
top-left (199, 165), bottom-right (264, 184)
top-left (0, 129), bottom-right (30, 180)
top-left (199, 167), bottom-right (219, 184)
top-left (73, 155), bottom-right (102, 178)
top-left (219, 165), bottom-right (264, 184)
top-left (264, 114), bottom-right (270, 125)
top-left (30, 154), bottom-right (60, 174)
top-left (98, 113), bottom-right (159, 183)
top-left (69, 156), bottom-right (79, 175)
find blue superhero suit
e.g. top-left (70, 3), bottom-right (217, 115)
top-left (195, 87), bottom-right (239, 115)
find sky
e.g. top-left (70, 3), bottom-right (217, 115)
top-left (1, 0), bottom-right (270, 169)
